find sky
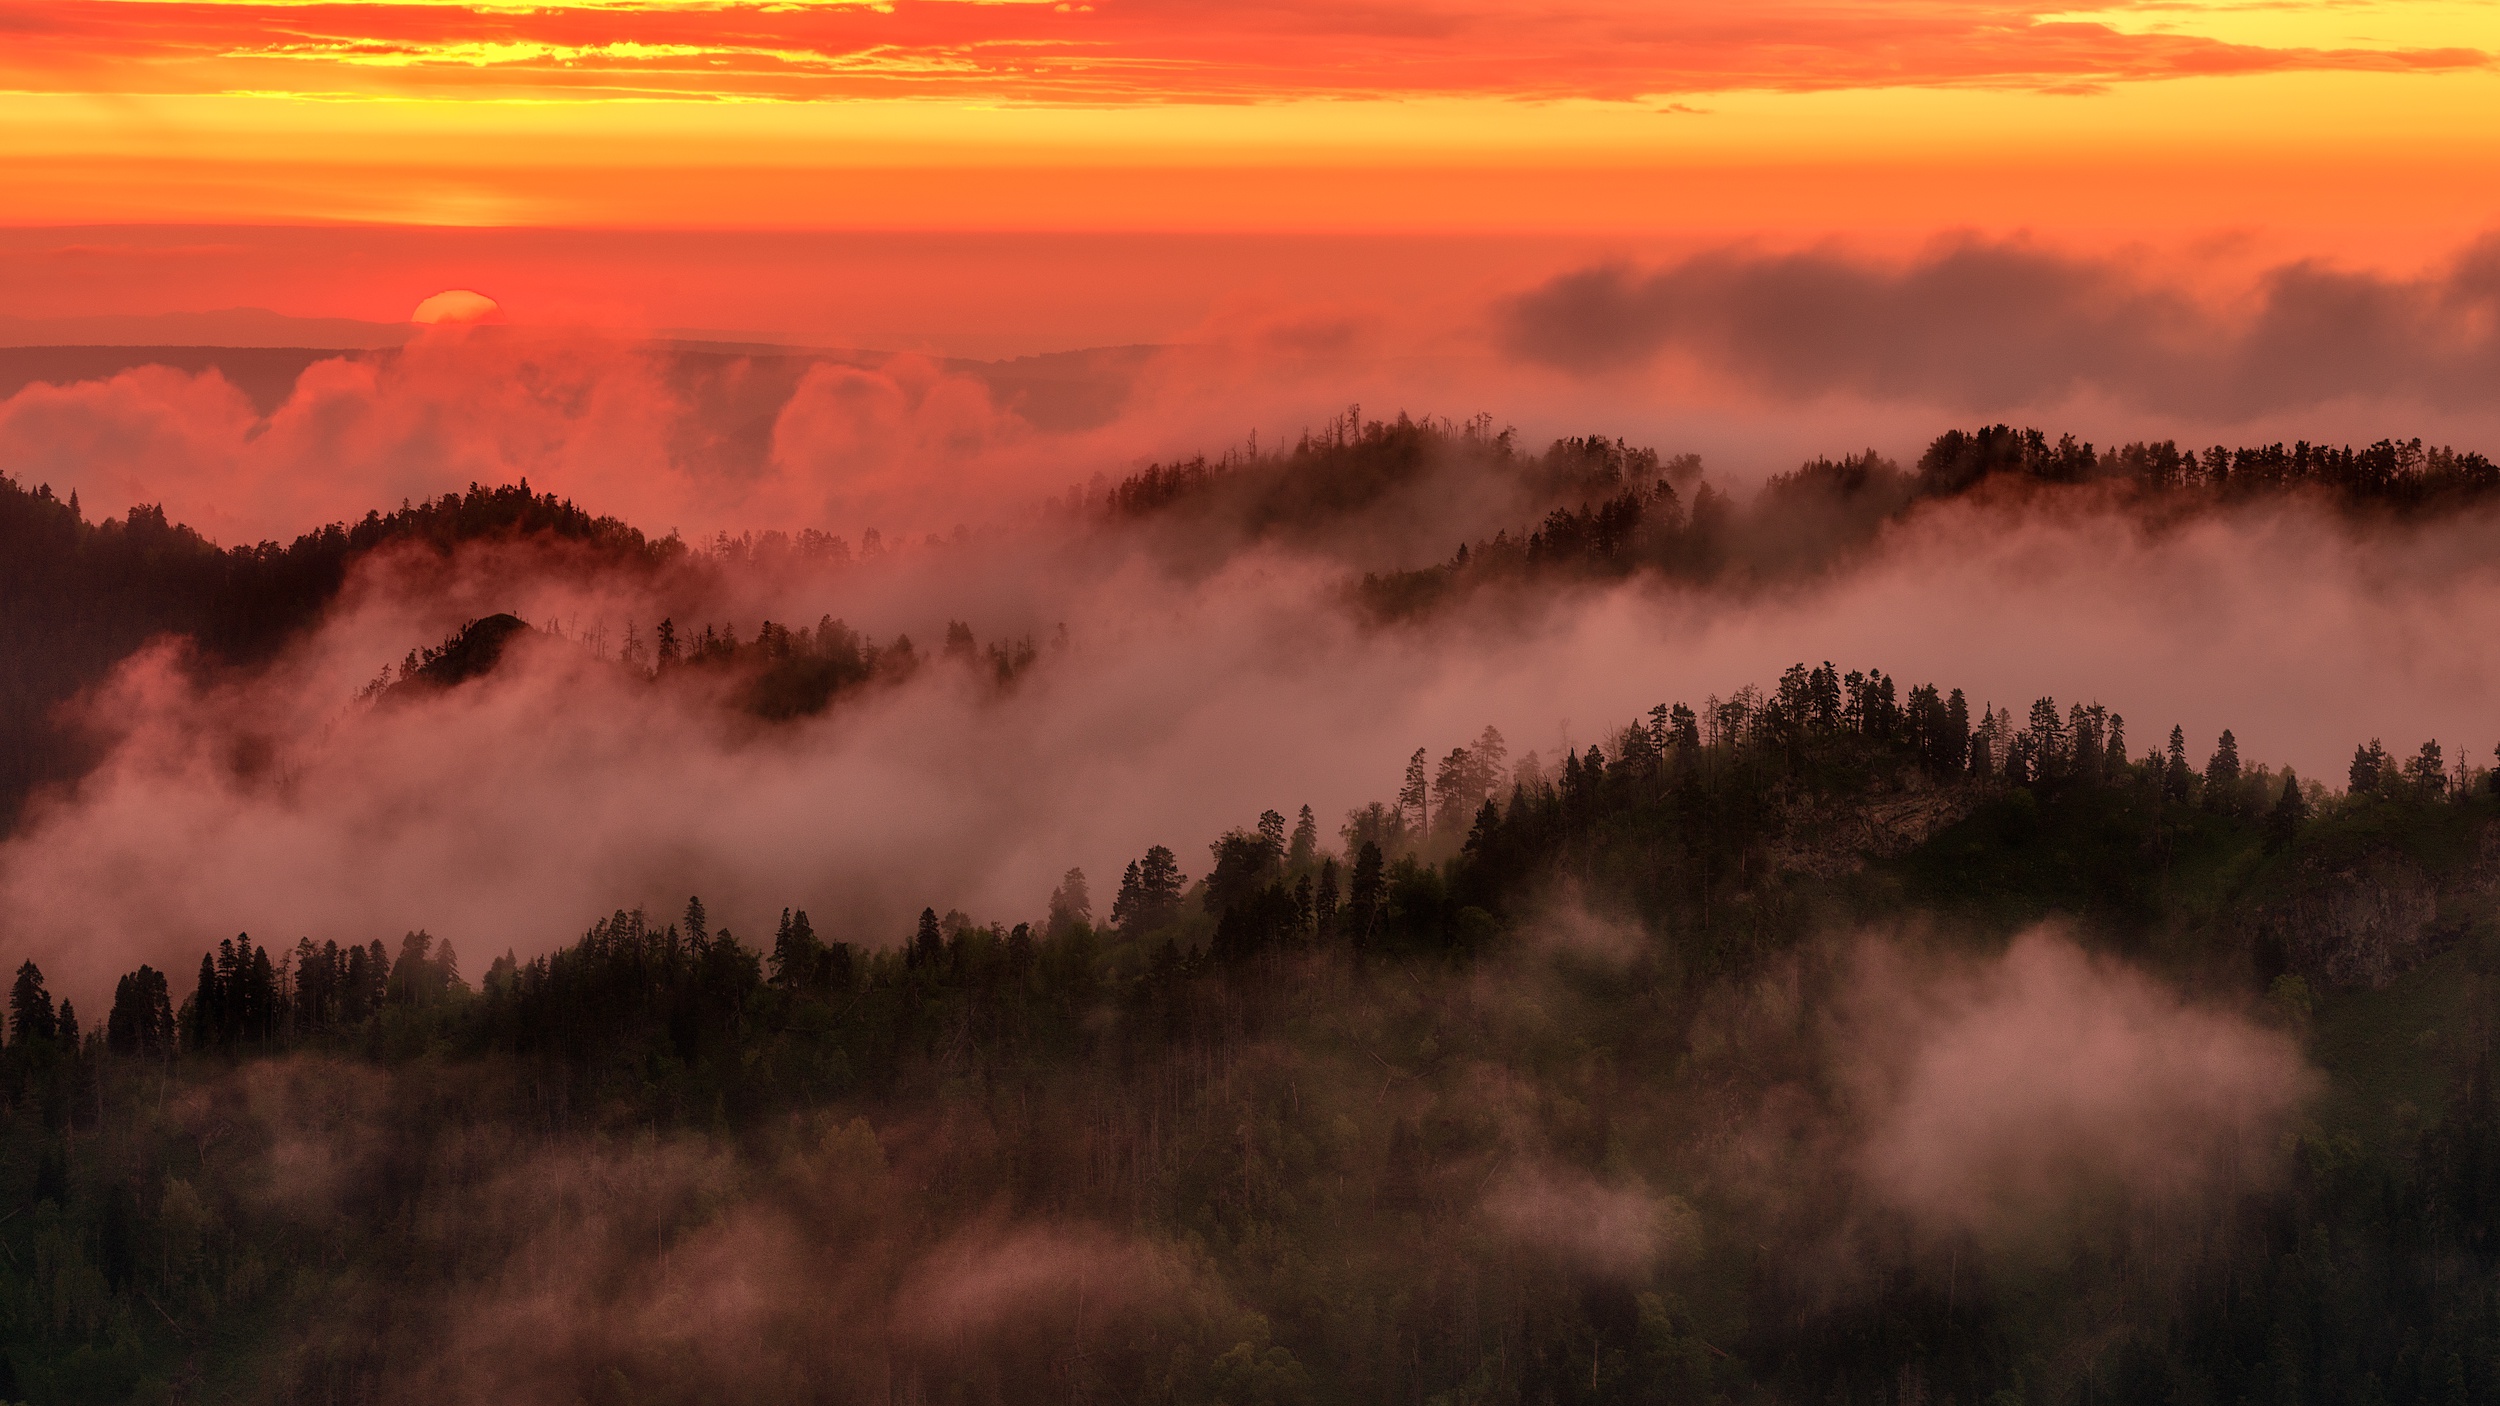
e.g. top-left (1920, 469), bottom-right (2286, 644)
top-left (2, 0), bottom-right (2496, 340)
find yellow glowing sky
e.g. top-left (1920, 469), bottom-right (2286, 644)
top-left (0, 0), bottom-right (2492, 249)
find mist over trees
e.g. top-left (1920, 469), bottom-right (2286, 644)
top-left (2, 638), bottom-right (2498, 1402)
top-left (5, 416), bottom-right (2500, 1403)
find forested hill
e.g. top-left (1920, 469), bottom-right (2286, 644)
top-left (0, 476), bottom-right (670, 830)
top-left (9, 416), bottom-right (2492, 832)
top-left (1323, 419), bottom-right (2500, 617)
top-left (3, 654), bottom-right (2500, 1404)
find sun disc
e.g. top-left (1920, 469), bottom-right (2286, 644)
top-left (410, 289), bottom-right (504, 325)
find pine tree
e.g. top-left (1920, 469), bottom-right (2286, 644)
top-left (1288, 806), bottom-right (1319, 868)
top-left (771, 908), bottom-right (825, 989)
top-left (2352, 740), bottom-right (2387, 794)
top-left (2267, 769), bottom-right (2310, 849)
top-left (1432, 748), bottom-right (1478, 831)
top-left (1474, 726), bottom-right (1510, 791)
top-left (1138, 846), bottom-right (1184, 928)
top-left (909, 908), bottom-right (943, 970)
top-left (1257, 809), bottom-right (1287, 856)
top-left (1398, 748), bottom-right (1430, 832)
top-left (2027, 698), bottom-right (2066, 779)
top-left (9, 961), bottom-right (55, 1046)
top-left (342, 944), bottom-right (373, 1024)
top-left (1667, 703), bottom-right (1700, 753)
top-left (1048, 868), bottom-right (1092, 937)
top-left (108, 973), bottom-right (138, 1055)
top-left (2408, 739), bottom-right (2447, 796)
top-left (246, 943), bottom-right (280, 1040)
top-left (1315, 857), bottom-right (1341, 937)
top-left (2204, 729), bottom-right (2242, 809)
top-left (2165, 725), bottom-right (2194, 802)
top-left (1348, 842), bottom-right (1385, 947)
top-left (1111, 859), bottom-right (1146, 931)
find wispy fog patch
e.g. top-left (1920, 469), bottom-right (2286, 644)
top-left (896, 1224), bottom-right (1188, 1347)
top-left (1482, 1165), bottom-right (1687, 1279)
top-left (1515, 887), bottom-right (1652, 970)
top-left (1840, 927), bottom-right (2314, 1245)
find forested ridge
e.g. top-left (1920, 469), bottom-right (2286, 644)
top-left (8, 417), bottom-right (2500, 1405)
top-left (0, 478), bottom-right (671, 831)
top-left (7, 414), bottom-right (2493, 825)
top-left (3, 645), bottom-right (2500, 1403)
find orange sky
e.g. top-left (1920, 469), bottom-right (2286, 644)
top-left (0, 0), bottom-right (2493, 231)
top-left (0, 0), bottom-right (2495, 332)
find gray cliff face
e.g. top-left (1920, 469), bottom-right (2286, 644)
top-left (2262, 825), bottom-right (2500, 989)
top-left (1769, 776), bottom-right (1982, 880)
top-left (2271, 859), bottom-right (2445, 989)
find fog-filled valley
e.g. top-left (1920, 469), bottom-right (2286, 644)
top-left (7, 340), bottom-right (2500, 1405)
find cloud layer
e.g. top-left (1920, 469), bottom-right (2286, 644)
top-left (1501, 236), bottom-right (2500, 420)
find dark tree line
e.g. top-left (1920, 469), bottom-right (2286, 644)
top-left (0, 473), bottom-right (675, 828)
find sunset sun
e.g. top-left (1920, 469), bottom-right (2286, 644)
top-left (409, 289), bottom-right (504, 325)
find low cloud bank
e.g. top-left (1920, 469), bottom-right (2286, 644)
top-left (8, 479), bottom-right (2500, 1008)
top-left (1500, 236), bottom-right (2500, 420)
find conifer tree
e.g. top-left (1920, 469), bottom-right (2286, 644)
top-left (909, 908), bottom-right (943, 970)
top-left (9, 961), bottom-right (55, 1047)
top-left (1048, 869), bottom-right (1092, 937)
top-left (187, 952), bottom-right (219, 1049)
top-left (341, 944), bottom-right (373, 1024)
top-left (1398, 748), bottom-right (1430, 832)
top-left (2351, 740), bottom-right (2387, 794)
top-left (2408, 739), bottom-right (2447, 795)
top-left (2267, 769), bottom-right (2310, 849)
top-left (1137, 846), bottom-right (1184, 928)
top-left (1111, 860), bottom-right (1146, 931)
top-left (1348, 842), bottom-right (1385, 947)
top-left (1288, 806), bottom-right (1319, 868)
top-left (2027, 698), bottom-right (2066, 779)
top-left (2204, 730), bottom-right (2242, 810)
top-left (770, 908), bottom-right (825, 989)
top-left (1474, 726), bottom-right (1509, 789)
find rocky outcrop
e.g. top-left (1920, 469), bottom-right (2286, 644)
top-left (2254, 822), bottom-right (2500, 989)
top-left (2266, 858), bottom-right (2444, 990)
top-left (1769, 778), bottom-right (1982, 880)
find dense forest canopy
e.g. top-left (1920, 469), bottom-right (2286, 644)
top-left (1, 643), bottom-right (2496, 1404)
top-left (3, 415), bottom-right (2499, 1404)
